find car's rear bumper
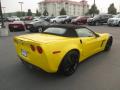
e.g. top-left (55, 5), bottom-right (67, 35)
top-left (107, 22), bottom-right (119, 26)
top-left (17, 50), bottom-right (59, 73)
top-left (9, 27), bottom-right (25, 31)
top-left (14, 40), bottom-right (60, 73)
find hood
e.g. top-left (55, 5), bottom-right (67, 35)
top-left (51, 18), bottom-right (56, 21)
top-left (16, 33), bottom-right (69, 44)
top-left (108, 18), bottom-right (120, 21)
top-left (71, 19), bottom-right (77, 22)
top-left (87, 18), bottom-right (93, 22)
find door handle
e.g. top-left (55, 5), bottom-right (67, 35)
top-left (80, 39), bottom-right (82, 44)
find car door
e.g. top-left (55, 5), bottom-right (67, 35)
top-left (101, 15), bottom-right (109, 23)
top-left (75, 28), bottom-right (103, 59)
top-left (99, 15), bottom-right (105, 23)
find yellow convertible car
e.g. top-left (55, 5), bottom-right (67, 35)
top-left (14, 25), bottom-right (113, 76)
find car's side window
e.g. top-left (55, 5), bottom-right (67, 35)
top-left (75, 28), bottom-right (96, 37)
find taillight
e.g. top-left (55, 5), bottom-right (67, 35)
top-left (37, 46), bottom-right (43, 54)
top-left (30, 45), bottom-right (35, 51)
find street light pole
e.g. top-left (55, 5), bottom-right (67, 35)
top-left (0, 0), bottom-right (5, 28)
top-left (18, 2), bottom-right (23, 17)
top-left (93, 0), bottom-right (95, 17)
top-left (82, 0), bottom-right (85, 16)
top-left (2, 7), bottom-right (6, 18)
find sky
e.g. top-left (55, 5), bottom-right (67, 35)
top-left (1, 0), bottom-right (120, 13)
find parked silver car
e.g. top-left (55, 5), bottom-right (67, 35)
top-left (50, 15), bottom-right (68, 23)
top-left (107, 14), bottom-right (120, 26)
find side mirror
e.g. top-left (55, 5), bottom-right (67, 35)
top-left (95, 33), bottom-right (100, 37)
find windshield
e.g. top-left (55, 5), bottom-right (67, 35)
top-left (30, 19), bottom-right (44, 24)
top-left (93, 15), bottom-right (100, 19)
top-left (43, 27), bottom-right (67, 36)
top-left (76, 16), bottom-right (83, 20)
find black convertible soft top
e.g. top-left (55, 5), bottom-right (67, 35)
top-left (46, 24), bottom-right (86, 30)
top-left (43, 24), bottom-right (89, 37)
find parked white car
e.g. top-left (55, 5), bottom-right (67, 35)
top-left (8, 16), bottom-right (20, 22)
top-left (32, 18), bottom-right (40, 21)
top-left (107, 14), bottom-right (120, 26)
top-left (50, 15), bottom-right (68, 23)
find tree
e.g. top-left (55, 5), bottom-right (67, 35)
top-left (51, 14), bottom-right (54, 16)
top-left (108, 3), bottom-right (117, 14)
top-left (15, 11), bottom-right (26, 17)
top-left (8, 13), bottom-right (12, 17)
top-left (43, 9), bottom-right (49, 16)
top-left (60, 8), bottom-right (66, 15)
top-left (87, 4), bottom-right (99, 16)
top-left (35, 9), bottom-right (41, 16)
top-left (16, 11), bottom-right (21, 17)
top-left (27, 9), bottom-right (32, 16)
top-left (22, 12), bottom-right (26, 16)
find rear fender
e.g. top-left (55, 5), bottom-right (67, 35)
top-left (43, 42), bottom-right (83, 72)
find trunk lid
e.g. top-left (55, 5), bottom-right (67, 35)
top-left (16, 33), bottom-right (68, 44)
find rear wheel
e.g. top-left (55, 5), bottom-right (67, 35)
top-left (65, 21), bottom-right (68, 24)
top-left (95, 21), bottom-right (100, 26)
top-left (104, 36), bottom-right (113, 51)
top-left (38, 27), bottom-right (43, 32)
top-left (53, 21), bottom-right (56, 23)
top-left (118, 22), bottom-right (120, 27)
top-left (9, 29), bottom-right (13, 32)
top-left (59, 50), bottom-right (79, 76)
top-left (77, 22), bottom-right (80, 25)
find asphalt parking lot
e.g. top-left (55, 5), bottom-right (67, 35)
top-left (0, 25), bottom-right (120, 90)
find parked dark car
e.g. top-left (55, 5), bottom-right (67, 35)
top-left (26, 19), bottom-right (50, 32)
top-left (61, 16), bottom-right (77, 24)
top-left (39, 16), bottom-right (47, 20)
top-left (8, 21), bottom-right (26, 32)
top-left (87, 14), bottom-right (113, 26)
top-left (25, 16), bottom-right (33, 20)
top-left (71, 16), bottom-right (89, 25)
top-left (44, 16), bottom-right (55, 22)
top-left (0, 17), bottom-right (8, 22)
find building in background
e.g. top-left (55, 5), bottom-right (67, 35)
top-left (38, 0), bottom-right (89, 16)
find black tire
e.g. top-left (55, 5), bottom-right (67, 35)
top-left (29, 29), bottom-right (35, 33)
top-left (53, 21), bottom-right (56, 23)
top-left (58, 50), bottom-right (79, 76)
top-left (29, 30), bottom-right (33, 33)
top-left (9, 29), bottom-right (13, 32)
top-left (104, 36), bottom-right (113, 51)
top-left (65, 21), bottom-right (68, 24)
top-left (38, 27), bottom-right (43, 32)
top-left (77, 22), bottom-right (80, 25)
top-left (118, 22), bottom-right (120, 27)
top-left (95, 21), bottom-right (100, 26)
top-left (9, 28), bottom-right (14, 32)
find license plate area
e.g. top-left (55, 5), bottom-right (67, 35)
top-left (21, 49), bottom-right (27, 57)
top-left (14, 25), bottom-right (18, 28)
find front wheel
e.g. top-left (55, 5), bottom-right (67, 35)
top-left (104, 36), bottom-right (113, 51)
top-left (58, 50), bottom-right (79, 76)
top-left (38, 27), bottom-right (43, 32)
top-left (65, 21), bottom-right (68, 24)
top-left (118, 22), bottom-right (120, 27)
top-left (95, 21), bottom-right (100, 26)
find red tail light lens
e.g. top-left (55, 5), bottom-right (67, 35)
top-left (30, 45), bottom-right (35, 51)
top-left (37, 46), bottom-right (43, 54)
